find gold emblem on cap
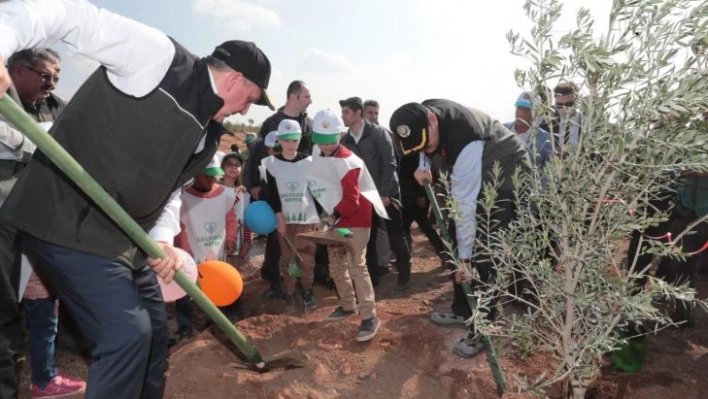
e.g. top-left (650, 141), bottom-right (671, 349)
top-left (396, 125), bottom-right (411, 138)
top-left (322, 120), bottom-right (331, 129)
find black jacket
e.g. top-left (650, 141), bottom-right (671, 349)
top-left (423, 99), bottom-right (530, 190)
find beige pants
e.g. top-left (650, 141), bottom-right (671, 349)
top-left (328, 227), bottom-right (376, 319)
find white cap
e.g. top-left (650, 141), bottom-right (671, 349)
top-left (277, 119), bottom-right (302, 140)
top-left (264, 130), bottom-right (279, 148)
top-left (203, 154), bottom-right (225, 177)
top-left (312, 109), bottom-right (345, 144)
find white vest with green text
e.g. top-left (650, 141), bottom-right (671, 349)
top-left (181, 187), bottom-right (236, 263)
top-left (306, 152), bottom-right (388, 219)
top-left (262, 156), bottom-right (320, 224)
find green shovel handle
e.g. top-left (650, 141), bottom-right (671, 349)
top-left (0, 96), bottom-right (266, 368)
top-left (422, 180), bottom-right (506, 394)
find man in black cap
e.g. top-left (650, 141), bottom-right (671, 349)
top-left (389, 99), bottom-right (530, 358)
top-left (0, 1), bottom-right (273, 397)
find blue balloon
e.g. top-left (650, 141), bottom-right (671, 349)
top-left (244, 200), bottom-right (277, 235)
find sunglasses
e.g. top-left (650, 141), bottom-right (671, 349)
top-left (555, 101), bottom-right (575, 108)
top-left (22, 65), bottom-right (60, 83)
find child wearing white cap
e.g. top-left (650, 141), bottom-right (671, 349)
top-left (306, 109), bottom-right (388, 342)
top-left (260, 119), bottom-right (319, 310)
top-left (264, 130), bottom-right (281, 154)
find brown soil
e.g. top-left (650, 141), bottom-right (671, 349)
top-left (16, 228), bottom-right (708, 398)
top-left (218, 131), bottom-right (249, 154)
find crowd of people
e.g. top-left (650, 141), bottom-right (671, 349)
top-left (1, 1), bottom-right (707, 398)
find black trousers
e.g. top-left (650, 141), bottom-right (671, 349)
top-left (450, 189), bottom-right (518, 320)
top-left (0, 224), bottom-right (20, 399)
top-left (260, 231), bottom-right (282, 287)
top-left (23, 233), bottom-right (168, 399)
top-left (626, 191), bottom-right (708, 322)
top-left (401, 197), bottom-right (445, 255)
top-left (366, 201), bottom-right (411, 283)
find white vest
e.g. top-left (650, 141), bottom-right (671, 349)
top-left (307, 150), bottom-right (388, 219)
top-left (180, 186), bottom-right (236, 263)
top-left (261, 156), bottom-right (320, 224)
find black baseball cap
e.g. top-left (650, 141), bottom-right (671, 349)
top-left (212, 40), bottom-right (275, 110)
top-left (389, 102), bottom-right (430, 155)
top-left (339, 96), bottom-right (364, 112)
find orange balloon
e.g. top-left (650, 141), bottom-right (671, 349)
top-left (197, 260), bottom-right (244, 306)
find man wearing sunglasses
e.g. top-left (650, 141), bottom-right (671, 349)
top-left (549, 81), bottom-right (583, 151)
top-left (7, 49), bottom-right (64, 124)
top-left (0, 47), bottom-right (88, 399)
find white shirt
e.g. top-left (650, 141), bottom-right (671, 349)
top-left (450, 141), bottom-right (484, 260)
top-left (0, 0), bottom-right (189, 242)
top-left (348, 122), bottom-right (365, 145)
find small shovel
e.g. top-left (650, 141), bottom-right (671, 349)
top-left (0, 96), bottom-right (303, 372)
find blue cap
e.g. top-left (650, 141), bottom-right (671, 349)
top-left (515, 91), bottom-right (541, 109)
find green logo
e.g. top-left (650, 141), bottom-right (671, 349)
top-left (286, 181), bottom-right (299, 192)
top-left (204, 222), bottom-right (217, 234)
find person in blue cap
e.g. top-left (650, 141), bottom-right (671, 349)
top-left (504, 91), bottom-right (553, 173)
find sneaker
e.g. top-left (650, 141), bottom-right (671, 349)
top-left (326, 306), bottom-right (357, 321)
top-left (302, 289), bottom-right (317, 309)
top-left (356, 317), bottom-right (380, 342)
top-left (430, 311), bottom-right (468, 329)
top-left (32, 371), bottom-right (86, 399)
top-left (452, 334), bottom-right (485, 358)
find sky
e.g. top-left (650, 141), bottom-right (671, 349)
top-left (50, 0), bottom-right (614, 128)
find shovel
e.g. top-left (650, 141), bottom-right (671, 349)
top-left (0, 96), bottom-right (303, 372)
top-left (419, 154), bottom-right (507, 395)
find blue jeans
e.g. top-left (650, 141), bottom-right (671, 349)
top-left (23, 297), bottom-right (58, 388)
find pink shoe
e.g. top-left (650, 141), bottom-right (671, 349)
top-left (32, 370), bottom-right (86, 399)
